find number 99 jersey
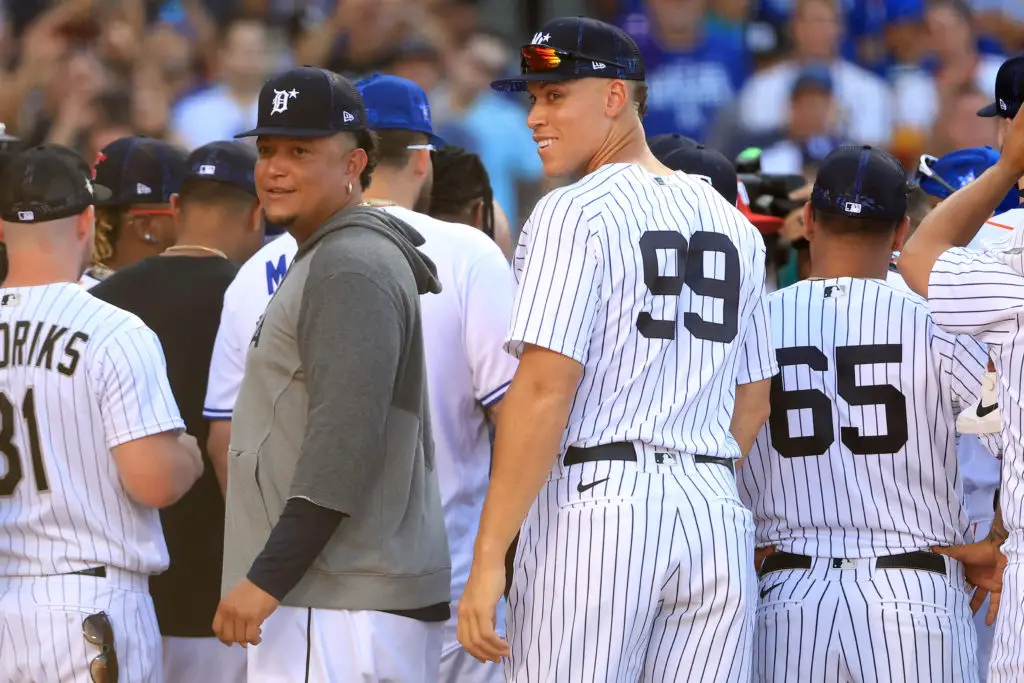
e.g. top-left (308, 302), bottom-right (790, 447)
top-left (506, 163), bottom-right (778, 472)
top-left (737, 277), bottom-right (997, 557)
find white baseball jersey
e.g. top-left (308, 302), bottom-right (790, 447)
top-left (503, 163), bottom-right (775, 683)
top-left (0, 282), bottom-right (184, 576)
top-left (203, 233), bottom-right (297, 420)
top-left (739, 277), bottom-right (993, 557)
top-left (507, 162), bottom-right (779, 464)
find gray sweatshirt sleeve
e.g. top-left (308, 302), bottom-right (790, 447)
top-left (292, 269), bottom-right (403, 515)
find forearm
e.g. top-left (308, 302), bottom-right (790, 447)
top-left (475, 379), bottom-right (573, 562)
top-left (206, 420), bottom-right (231, 497)
top-left (731, 379), bottom-right (771, 463)
top-left (988, 506), bottom-right (1008, 547)
top-left (900, 162), bottom-right (1022, 295)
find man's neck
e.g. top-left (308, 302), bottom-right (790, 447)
top-left (170, 222), bottom-right (238, 261)
top-left (4, 262), bottom-right (80, 287)
top-left (808, 243), bottom-right (891, 280)
top-left (364, 173), bottom-right (416, 211)
top-left (586, 124), bottom-right (670, 176)
top-left (289, 196), bottom-right (360, 247)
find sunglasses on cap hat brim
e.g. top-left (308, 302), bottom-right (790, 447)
top-left (492, 45), bottom-right (628, 90)
top-left (915, 154), bottom-right (959, 195)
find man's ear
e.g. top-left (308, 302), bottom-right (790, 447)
top-left (77, 206), bottom-right (95, 242)
top-left (250, 200), bottom-right (263, 235)
top-left (801, 202), bottom-right (815, 242)
top-left (170, 193), bottom-right (183, 223)
top-left (892, 215), bottom-right (910, 253)
top-left (469, 198), bottom-right (485, 229)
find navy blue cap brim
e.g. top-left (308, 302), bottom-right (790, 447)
top-left (491, 72), bottom-right (575, 93)
top-left (92, 184), bottom-right (113, 203)
top-left (234, 126), bottom-right (363, 139)
top-left (977, 101), bottom-right (1000, 118)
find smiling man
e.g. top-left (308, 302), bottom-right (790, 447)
top-left (212, 66), bottom-right (452, 682)
top-left (457, 16), bottom-right (777, 683)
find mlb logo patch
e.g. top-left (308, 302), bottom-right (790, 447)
top-left (1, 293), bottom-right (19, 307)
top-left (17, 211), bottom-right (33, 221)
top-left (199, 165), bottom-right (216, 176)
top-left (824, 284), bottom-right (846, 299)
top-left (843, 201), bottom-right (862, 214)
top-left (136, 183), bottom-right (152, 195)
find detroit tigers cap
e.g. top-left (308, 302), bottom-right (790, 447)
top-left (491, 16), bottom-right (645, 93)
top-left (916, 146), bottom-right (1019, 213)
top-left (236, 66), bottom-right (368, 138)
top-left (92, 136), bottom-right (188, 206)
top-left (184, 141), bottom-right (258, 196)
top-left (355, 73), bottom-right (445, 148)
top-left (977, 54), bottom-right (1024, 119)
top-left (811, 145), bottom-right (911, 222)
top-left (648, 134), bottom-right (738, 205)
top-left (0, 144), bottom-right (111, 223)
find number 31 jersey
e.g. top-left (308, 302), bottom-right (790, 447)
top-left (0, 283), bottom-right (184, 577)
top-left (506, 163), bottom-right (778, 468)
top-left (737, 277), bottom-right (997, 558)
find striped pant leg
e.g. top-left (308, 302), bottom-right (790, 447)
top-left (845, 564), bottom-right (977, 683)
top-left (988, 558), bottom-right (1024, 682)
top-left (641, 463), bottom-right (756, 683)
top-left (0, 573), bottom-right (161, 683)
top-left (753, 569), bottom-right (840, 682)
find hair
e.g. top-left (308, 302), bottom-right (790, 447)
top-left (93, 206), bottom-right (123, 263)
top-left (217, 12), bottom-right (268, 44)
top-left (91, 89), bottom-right (133, 128)
top-left (794, 0), bottom-right (841, 18)
top-left (905, 185), bottom-right (933, 238)
top-left (428, 146), bottom-right (495, 239)
top-left (374, 129), bottom-right (430, 170)
top-left (811, 206), bottom-right (901, 236)
top-left (927, 0), bottom-right (974, 22)
top-left (352, 129), bottom-right (379, 191)
top-left (630, 81), bottom-right (649, 119)
top-left (179, 178), bottom-right (257, 214)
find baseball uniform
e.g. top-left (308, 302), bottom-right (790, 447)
top-left (927, 207), bottom-right (1024, 683)
top-left (0, 282), bottom-right (184, 682)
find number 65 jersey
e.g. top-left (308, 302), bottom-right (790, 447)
top-left (738, 277), bottom-right (999, 557)
top-left (507, 164), bottom-right (778, 469)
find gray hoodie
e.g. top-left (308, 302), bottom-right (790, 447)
top-left (222, 205), bottom-right (451, 611)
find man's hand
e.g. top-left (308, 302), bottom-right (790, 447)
top-left (457, 553), bottom-right (510, 663)
top-left (754, 545), bottom-right (776, 572)
top-left (212, 578), bottom-right (280, 647)
top-left (997, 108), bottom-right (1024, 180)
top-left (933, 533), bottom-right (1007, 626)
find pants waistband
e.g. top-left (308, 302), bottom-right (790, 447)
top-left (0, 566), bottom-right (149, 592)
top-left (563, 442), bottom-right (736, 473)
top-left (759, 550), bottom-right (947, 578)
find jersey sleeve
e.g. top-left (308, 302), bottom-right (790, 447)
top-left (928, 247), bottom-right (1024, 342)
top-left (203, 283), bottom-right (249, 420)
top-left (464, 245), bottom-right (519, 406)
top-left (505, 192), bottom-right (602, 362)
top-left (97, 324), bottom-right (185, 449)
top-left (931, 328), bottom-right (1003, 459)
top-left (736, 243), bottom-right (779, 384)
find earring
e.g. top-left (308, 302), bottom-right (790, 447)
top-left (346, 182), bottom-right (353, 195)
top-left (144, 233), bottom-right (156, 244)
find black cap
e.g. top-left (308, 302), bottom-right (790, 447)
top-left (184, 141), bottom-right (257, 196)
top-left (93, 137), bottom-right (187, 206)
top-left (811, 145), bottom-right (910, 222)
top-left (0, 144), bottom-right (111, 223)
top-left (491, 16), bottom-right (645, 92)
top-left (978, 55), bottom-right (1024, 119)
top-left (648, 134), bottom-right (738, 205)
top-left (236, 66), bottom-right (368, 138)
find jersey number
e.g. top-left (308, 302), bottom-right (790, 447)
top-left (636, 230), bottom-right (741, 343)
top-left (0, 388), bottom-right (49, 497)
top-left (768, 344), bottom-right (909, 458)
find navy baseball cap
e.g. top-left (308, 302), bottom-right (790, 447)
top-left (811, 145), bottom-right (911, 222)
top-left (0, 144), bottom-right (111, 223)
top-left (792, 66), bottom-right (833, 96)
top-left (355, 73), bottom-right (445, 148)
top-left (978, 55), bottom-right (1024, 119)
top-left (184, 141), bottom-right (257, 196)
top-left (916, 146), bottom-right (1019, 213)
top-left (236, 66), bottom-right (368, 138)
top-left (648, 134), bottom-right (738, 205)
top-left (92, 137), bottom-right (187, 206)
top-left (491, 16), bottom-right (645, 93)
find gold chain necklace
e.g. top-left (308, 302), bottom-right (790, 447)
top-left (360, 199), bottom-right (397, 208)
top-left (162, 245), bottom-right (228, 259)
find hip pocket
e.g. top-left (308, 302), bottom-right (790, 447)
top-left (227, 449), bottom-right (273, 531)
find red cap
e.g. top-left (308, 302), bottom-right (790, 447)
top-left (737, 179), bottom-right (784, 235)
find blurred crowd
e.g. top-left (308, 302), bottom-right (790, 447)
top-left (1, 0), bottom-right (1020, 238)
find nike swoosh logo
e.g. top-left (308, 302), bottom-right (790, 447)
top-left (577, 477), bottom-right (610, 494)
top-left (977, 402), bottom-right (999, 418)
top-left (760, 583), bottom-right (783, 600)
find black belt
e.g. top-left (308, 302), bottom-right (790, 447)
top-left (65, 567), bottom-right (106, 578)
top-left (564, 442), bottom-right (736, 472)
top-left (759, 551), bottom-right (946, 578)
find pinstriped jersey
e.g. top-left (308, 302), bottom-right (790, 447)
top-left (506, 162), bottom-right (778, 462)
top-left (0, 283), bottom-right (184, 576)
top-left (929, 208), bottom-right (1024, 551)
top-left (738, 277), bottom-right (995, 557)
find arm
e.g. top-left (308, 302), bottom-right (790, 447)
top-left (899, 109), bottom-right (1024, 296)
top-left (99, 325), bottom-right (201, 508)
top-left (206, 420), bottom-right (230, 497)
top-left (732, 379), bottom-right (771, 464)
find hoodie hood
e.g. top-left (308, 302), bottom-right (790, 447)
top-left (296, 204), bottom-right (442, 295)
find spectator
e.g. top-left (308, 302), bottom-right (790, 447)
top-left (83, 89), bottom-right (135, 163)
top-left (928, 83), bottom-right (1000, 154)
top-left (170, 17), bottom-right (270, 148)
top-left (430, 29), bottom-right (542, 229)
top-left (758, 67), bottom-right (849, 178)
top-left (379, 36), bottom-right (445, 94)
top-left (735, 0), bottom-right (894, 146)
top-left (627, 0), bottom-right (750, 141)
top-left (973, 0), bottom-right (1024, 53)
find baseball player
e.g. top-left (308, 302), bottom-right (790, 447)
top-left (0, 144), bottom-right (203, 681)
top-left (739, 145), bottom-right (998, 682)
top-left (356, 73), bottom-right (518, 683)
top-left (459, 17), bottom-right (777, 682)
top-left (898, 58), bottom-right (1024, 683)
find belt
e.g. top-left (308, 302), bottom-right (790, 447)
top-left (563, 442), bottom-right (736, 472)
top-left (759, 551), bottom-right (946, 578)
top-left (65, 567), bottom-right (106, 578)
